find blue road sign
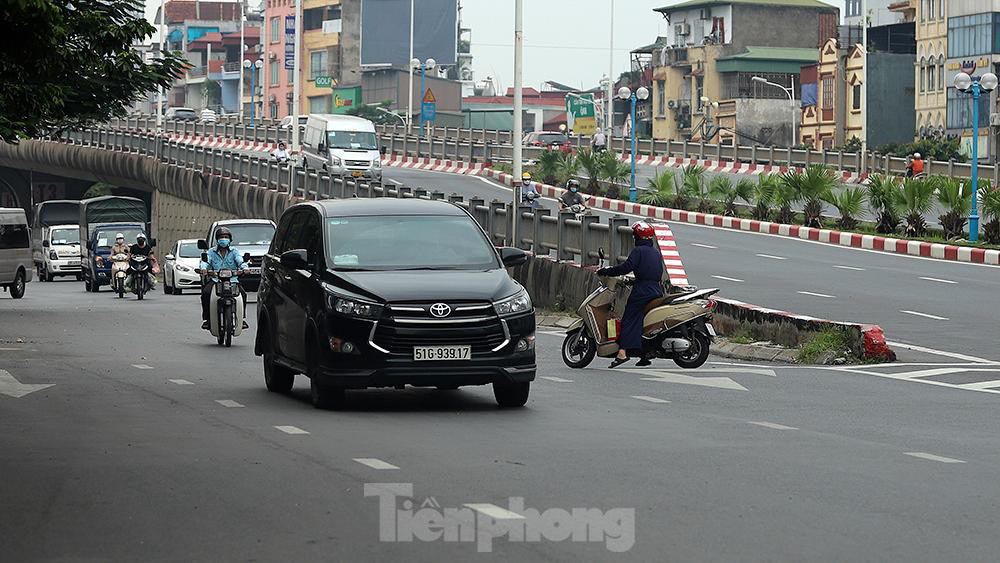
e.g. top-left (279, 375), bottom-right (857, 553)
top-left (421, 102), bottom-right (436, 121)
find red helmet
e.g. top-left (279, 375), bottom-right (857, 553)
top-left (632, 221), bottom-right (655, 239)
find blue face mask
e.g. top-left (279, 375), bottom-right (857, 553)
top-left (218, 239), bottom-right (231, 249)
top-left (570, 187), bottom-right (578, 193)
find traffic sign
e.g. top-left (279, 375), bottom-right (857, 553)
top-left (421, 102), bottom-right (436, 121)
top-left (315, 76), bottom-right (332, 88)
top-left (422, 88), bottom-right (437, 103)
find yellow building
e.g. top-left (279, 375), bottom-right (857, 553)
top-left (302, 0), bottom-right (342, 113)
top-left (914, 0), bottom-right (946, 137)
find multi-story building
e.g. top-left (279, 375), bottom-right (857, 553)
top-left (161, 1), bottom-right (244, 110)
top-left (649, 0), bottom-right (839, 144)
top-left (845, 0), bottom-right (908, 26)
top-left (914, 0), bottom-right (948, 139)
top-left (943, 1), bottom-right (1000, 159)
top-left (799, 23), bottom-right (916, 148)
top-left (262, 0), bottom-right (361, 119)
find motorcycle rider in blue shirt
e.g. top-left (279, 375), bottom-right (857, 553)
top-left (199, 227), bottom-right (249, 330)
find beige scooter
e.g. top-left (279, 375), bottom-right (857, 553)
top-left (561, 265), bottom-right (719, 369)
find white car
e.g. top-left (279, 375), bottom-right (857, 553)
top-left (163, 239), bottom-right (203, 295)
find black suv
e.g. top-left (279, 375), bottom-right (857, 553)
top-left (255, 199), bottom-right (536, 409)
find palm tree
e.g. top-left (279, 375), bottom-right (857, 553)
top-left (898, 176), bottom-right (936, 237)
top-left (823, 187), bottom-right (866, 231)
top-left (577, 149), bottom-right (601, 192)
top-left (557, 153), bottom-right (580, 187)
top-left (980, 181), bottom-right (1000, 244)
top-left (866, 173), bottom-right (902, 234)
top-left (639, 170), bottom-right (675, 207)
top-left (598, 151), bottom-right (629, 197)
top-left (708, 176), bottom-right (753, 217)
top-left (681, 165), bottom-right (712, 212)
top-left (747, 173), bottom-right (777, 221)
top-left (936, 176), bottom-right (971, 239)
top-left (536, 149), bottom-right (561, 185)
top-left (793, 165), bottom-right (837, 228)
top-left (774, 171), bottom-right (803, 225)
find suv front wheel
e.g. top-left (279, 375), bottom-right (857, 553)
top-left (493, 381), bottom-right (530, 408)
top-left (261, 325), bottom-right (295, 393)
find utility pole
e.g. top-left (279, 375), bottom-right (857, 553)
top-left (157, 0), bottom-right (166, 127)
top-left (238, 0), bottom-right (245, 120)
top-left (512, 0), bottom-right (523, 245)
top-left (406, 0), bottom-right (415, 133)
top-left (861, 0), bottom-right (868, 170)
top-left (607, 0), bottom-right (615, 144)
top-left (291, 0), bottom-right (301, 153)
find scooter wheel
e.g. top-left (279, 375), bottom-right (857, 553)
top-left (561, 329), bottom-right (596, 369)
top-left (672, 332), bottom-right (710, 369)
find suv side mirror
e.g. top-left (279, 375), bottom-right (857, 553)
top-left (201, 252), bottom-right (208, 262)
top-left (280, 249), bottom-right (309, 269)
top-left (318, 142), bottom-right (326, 152)
top-left (164, 253), bottom-right (175, 261)
top-left (197, 239), bottom-right (209, 250)
top-left (42, 240), bottom-right (50, 248)
top-left (499, 246), bottom-right (527, 267)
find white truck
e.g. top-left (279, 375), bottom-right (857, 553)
top-left (31, 200), bottom-right (82, 282)
top-left (301, 114), bottom-right (383, 183)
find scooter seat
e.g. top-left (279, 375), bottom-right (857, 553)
top-left (644, 290), bottom-right (696, 313)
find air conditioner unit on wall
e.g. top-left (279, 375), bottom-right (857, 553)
top-left (675, 23), bottom-right (690, 36)
top-left (990, 113), bottom-right (1000, 126)
top-left (268, 52), bottom-right (276, 60)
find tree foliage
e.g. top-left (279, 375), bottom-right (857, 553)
top-left (1, 0), bottom-right (186, 142)
top-left (346, 99), bottom-right (402, 126)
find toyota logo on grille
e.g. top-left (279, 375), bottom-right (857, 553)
top-left (429, 303), bottom-right (452, 318)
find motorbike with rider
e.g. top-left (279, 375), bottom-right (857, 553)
top-left (198, 227), bottom-right (250, 332)
top-left (127, 233), bottom-right (158, 298)
top-left (521, 172), bottom-right (542, 209)
top-left (559, 179), bottom-right (588, 216)
top-left (109, 233), bottom-right (131, 298)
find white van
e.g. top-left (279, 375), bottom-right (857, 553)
top-left (37, 224), bottom-right (82, 282)
top-left (0, 208), bottom-right (33, 298)
top-left (301, 114), bottom-right (383, 182)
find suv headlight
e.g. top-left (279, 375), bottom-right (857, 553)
top-left (373, 159), bottom-right (382, 169)
top-left (325, 289), bottom-right (383, 319)
top-left (494, 289), bottom-right (532, 317)
top-left (329, 156), bottom-right (342, 166)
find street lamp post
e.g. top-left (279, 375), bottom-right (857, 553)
top-left (752, 75), bottom-right (796, 146)
top-left (411, 57), bottom-right (436, 139)
top-left (953, 71), bottom-right (998, 242)
top-left (617, 85), bottom-right (649, 202)
top-left (243, 59), bottom-right (264, 127)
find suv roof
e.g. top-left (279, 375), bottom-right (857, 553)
top-left (211, 219), bottom-right (276, 226)
top-left (306, 199), bottom-right (467, 218)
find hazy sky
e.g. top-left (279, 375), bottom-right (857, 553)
top-left (142, 0), bottom-right (848, 89)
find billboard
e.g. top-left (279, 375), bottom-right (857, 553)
top-left (360, 0), bottom-right (458, 67)
top-left (284, 15), bottom-right (295, 70)
top-left (566, 94), bottom-right (597, 136)
top-left (331, 87), bottom-right (362, 114)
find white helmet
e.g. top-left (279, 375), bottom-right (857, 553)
top-left (115, 233), bottom-right (125, 240)
top-left (913, 152), bottom-right (921, 158)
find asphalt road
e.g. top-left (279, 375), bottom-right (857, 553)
top-left (3, 279), bottom-right (1000, 561)
top-left (385, 167), bottom-right (1000, 362)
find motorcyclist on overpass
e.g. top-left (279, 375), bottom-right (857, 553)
top-left (199, 227), bottom-right (249, 330)
top-left (559, 179), bottom-right (587, 210)
top-left (521, 172), bottom-right (542, 209)
top-left (596, 221), bottom-right (664, 368)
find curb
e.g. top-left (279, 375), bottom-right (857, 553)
top-left (712, 340), bottom-right (800, 363)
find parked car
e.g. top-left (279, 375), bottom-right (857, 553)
top-left (0, 208), bottom-right (33, 298)
top-left (522, 131), bottom-right (572, 152)
top-left (255, 198), bottom-right (536, 409)
top-left (205, 219), bottom-right (276, 292)
top-left (301, 114), bottom-right (383, 182)
top-left (165, 107), bottom-right (198, 121)
top-left (163, 238), bottom-right (203, 295)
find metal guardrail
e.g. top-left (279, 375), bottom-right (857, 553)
top-left (110, 117), bottom-right (997, 182)
top-left (53, 128), bottom-right (635, 265)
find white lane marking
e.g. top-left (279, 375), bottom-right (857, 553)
top-left (797, 290), bottom-right (836, 299)
top-left (711, 275), bottom-right (744, 283)
top-left (168, 379), bottom-right (194, 385)
top-left (540, 376), bottom-right (573, 383)
top-left (900, 310), bottom-right (949, 321)
top-left (536, 330), bottom-right (566, 337)
top-left (215, 399), bottom-right (245, 408)
top-left (464, 503), bottom-right (526, 520)
top-left (755, 253), bottom-right (786, 260)
top-left (353, 458), bottom-right (400, 470)
top-left (834, 265), bottom-right (866, 271)
top-left (385, 178), bottom-right (402, 185)
top-left (132, 364), bottom-right (154, 370)
top-left (691, 243), bottom-right (717, 249)
top-left (0, 370), bottom-right (54, 398)
top-left (634, 370), bottom-right (749, 391)
top-left (631, 395), bottom-right (671, 404)
top-left (904, 452), bottom-right (966, 464)
top-left (0, 347), bottom-right (23, 351)
top-left (885, 341), bottom-right (995, 364)
top-left (890, 368), bottom-right (970, 379)
top-left (747, 421), bottom-right (798, 430)
top-left (275, 425), bottom-right (309, 435)
top-left (919, 276), bottom-right (957, 284)
top-left (959, 379), bottom-right (1000, 391)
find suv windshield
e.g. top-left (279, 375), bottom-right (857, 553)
top-left (178, 242), bottom-right (201, 258)
top-left (326, 215), bottom-right (499, 271)
top-left (219, 224), bottom-right (276, 246)
top-left (50, 228), bottom-right (80, 245)
top-left (327, 131), bottom-right (377, 150)
top-left (96, 228), bottom-right (144, 248)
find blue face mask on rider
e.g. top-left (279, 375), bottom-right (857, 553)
top-left (218, 238), bottom-right (231, 249)
top-left (570, 187), bottom-right (578, 193)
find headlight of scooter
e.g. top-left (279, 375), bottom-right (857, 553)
top-left (494, 289), bottom-right (532, 317)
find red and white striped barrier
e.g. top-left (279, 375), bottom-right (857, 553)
top-left (614, 153), bottom-right (866, 184)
